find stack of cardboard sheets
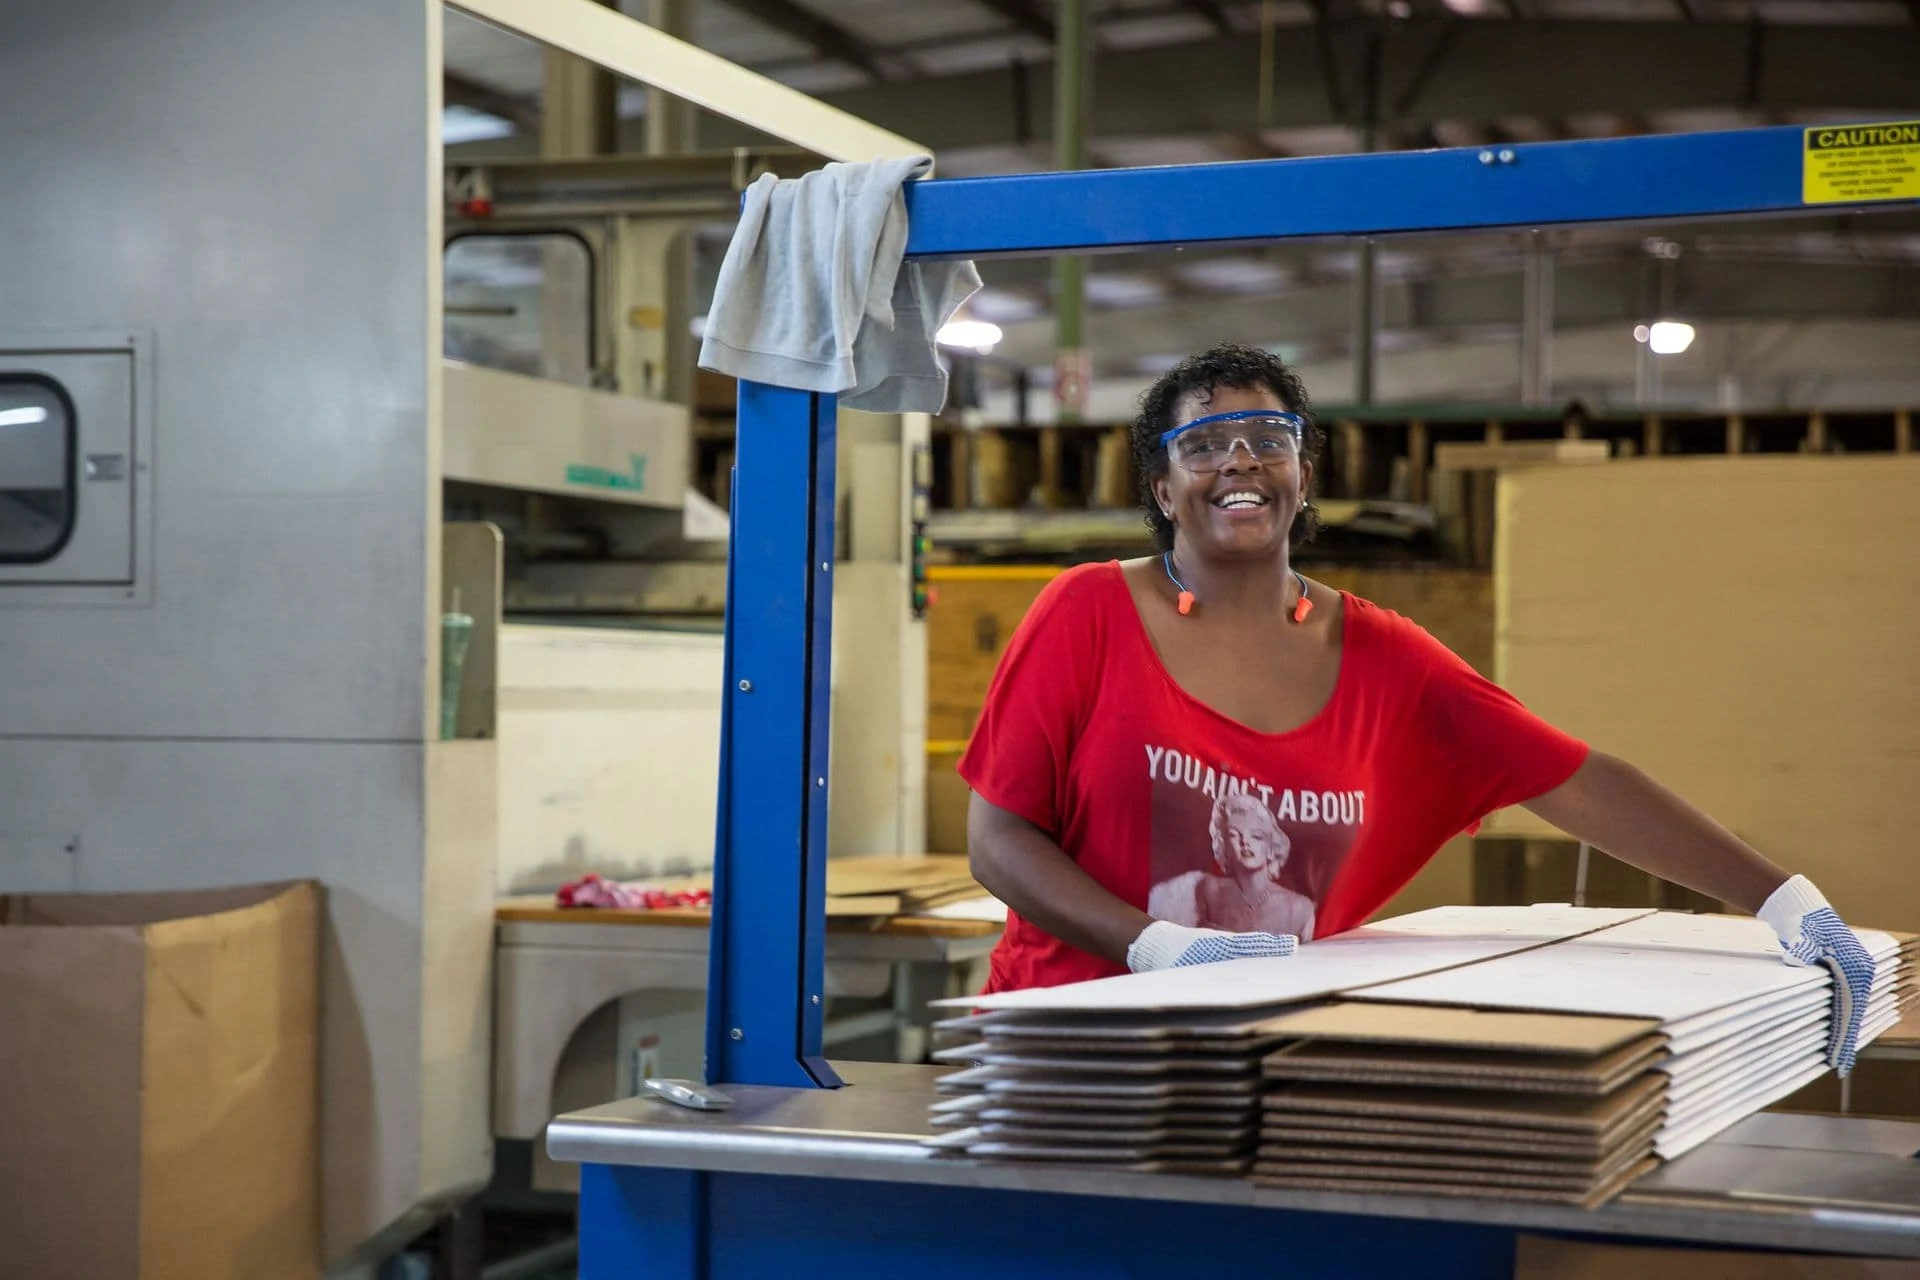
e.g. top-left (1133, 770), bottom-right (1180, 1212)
top-left (1355, 912), bottom-right (1918, 1160)
top-left (818, 854), bottom-right (991, 917)
top-left (926, 906), bottom-right (1915, 1207)
top-left (926, 905), bottom-right (1653, 1177)
top-left (928, 1008), bottom-right (1283, 1172)
top-left (1252, 1002), bottom-right (1668, 1206)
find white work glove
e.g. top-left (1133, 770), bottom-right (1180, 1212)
top-left (1126, 920), bottom-right (1298, 973)
top-left (1758, 875), bottom-right (1876, 1076)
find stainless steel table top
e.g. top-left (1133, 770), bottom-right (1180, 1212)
top-left (548, 1062), bottom-right (1920, 1259)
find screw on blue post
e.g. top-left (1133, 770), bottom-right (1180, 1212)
top-left (705, 379), bottom-right (843, 1089)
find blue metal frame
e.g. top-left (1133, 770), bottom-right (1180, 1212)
top-left (702, 123), bottom-right (1919, 1091)
top-left (581, 1165), bottom-right (1523, 1280)
top-left (706, 382), bottom-right (840, 1088)
top-left (901, 125), bottom-right (1883, 259)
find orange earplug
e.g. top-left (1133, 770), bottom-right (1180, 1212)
top-left (1177, 591), bottom-right (1195, 616)
top-left (1293, 592), bottom-right (1313, 624)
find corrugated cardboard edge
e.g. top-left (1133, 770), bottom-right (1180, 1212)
top-left (0, 918), bottom-right (149, 1278)
top-left (1259, 1001), bottom-right (1661, 1055)
top-left (1262, 1035), bottom-right (1667, 1096)
top-left (1261, 1071), bottom-right (1666, 1133)
top-left (138, 881), bottom-right (321, 1280)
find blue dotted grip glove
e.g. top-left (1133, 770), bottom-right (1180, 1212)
top-left (1758, 875), bottom-right (1876, 1076)
top-left (1127, 920), bottom-right (1299, 973)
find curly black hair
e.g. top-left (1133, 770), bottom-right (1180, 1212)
top-left (1131, 342), bottom-right (1326, 552)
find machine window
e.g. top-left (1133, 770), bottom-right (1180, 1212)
top-left (445, 231), bottom-right (596, 387)
top-left (0, 375), bottom-right (77, 564)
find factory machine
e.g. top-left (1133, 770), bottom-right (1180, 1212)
top-left (0, 0), bottom-right (937, 1266)
top-left (438, 152), bottom-right (964, 1193)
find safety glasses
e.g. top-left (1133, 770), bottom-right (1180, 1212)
top-left (1159, 409), bottom-right (1306, 474)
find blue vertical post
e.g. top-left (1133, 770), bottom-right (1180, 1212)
top-left (706, 381), bottom-right (842, 1089)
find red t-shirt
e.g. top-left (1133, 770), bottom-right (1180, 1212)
top-left (957, 561), bottom-right (1589, 994)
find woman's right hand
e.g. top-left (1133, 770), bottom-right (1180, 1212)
top-left (1126, 920), bottom-right (1299, 972)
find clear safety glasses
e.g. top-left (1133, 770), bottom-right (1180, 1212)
top-left (1159, 409), bottom-right (1306, 474)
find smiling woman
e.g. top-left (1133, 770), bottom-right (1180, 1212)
top-left (958, 339), bottom-right (1877, 1073)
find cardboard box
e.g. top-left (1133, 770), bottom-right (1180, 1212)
top-left (1515, 1235), bottom-right (1920, 1278)
top-left (0, 881), bottom-right (320, 1280)
top-left (1487, 455), bottom-right (1920, 933)
top-left (926, 747), bottom-right (971, 854)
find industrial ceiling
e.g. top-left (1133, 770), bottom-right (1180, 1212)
top-left (444, 1), bottom-right (1920, 413)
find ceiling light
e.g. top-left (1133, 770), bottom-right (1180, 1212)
top-left (1638, 320), bottom-right (1696, 356)
top-left (936, 319), bottom-right (1003, 355)
top-left (441, 105), bottom-right (516, 147)
top-left (0, 406), bottom-right (49, 428)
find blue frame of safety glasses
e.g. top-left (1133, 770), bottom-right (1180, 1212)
top-left (1159, 408), bottom-right (1308, 450)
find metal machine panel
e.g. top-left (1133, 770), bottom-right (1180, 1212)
top-left (0, 0), bottom-right (476, 1264)
top-left (442, 359), bottom-right (689, 509)
top-left (419, 739), bottom-right (499, 1205)
top-left (0, 337), bottom-right (144, 596)
top-left (0, 0), bottom-right (433, 744)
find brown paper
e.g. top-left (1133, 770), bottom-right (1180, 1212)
top-left (0, 880), bottom-right (320, 1280)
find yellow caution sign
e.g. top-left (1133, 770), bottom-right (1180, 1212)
top-left (1803, 121), bottom-right (1920, 204)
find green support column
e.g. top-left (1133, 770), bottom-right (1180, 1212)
top-left (1051, 0), bottom-right (1092, 434)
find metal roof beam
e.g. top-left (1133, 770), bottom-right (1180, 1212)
top-left (690, 20), bottom-right (1920, 152)
top-left (715, 0), bottom-right (900, 82)
top-left (1180, 0), bottom-right (1236, 34)
top-left (444, 71), bottom-right (540, 131)
top-left (970, 0), bottom-right (1057, 43)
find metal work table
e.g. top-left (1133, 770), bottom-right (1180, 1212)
top-left (493, 906), bottom-right (1000, 1140)
top-left (552, 1062), bottom-right (1920, 1273)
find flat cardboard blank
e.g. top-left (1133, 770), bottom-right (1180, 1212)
top-left (943, 906), bottom-right (1654, 1013)
top-left (980, 1123), bottom-right (1255, 1148)
top-left (1359, 914), bottom-right (1898, 1023)
top-left (1262, 1036), bottom-right (1665, 1096)
top-left (983, 1077), bottom-right (1259, 1106)
top-left (1260, 1001), bottom-right (1658, 1055)
top-left (979, 1052), bottom-right (1262, 1077)
top-left (983, 1106), bottom-right (1247, 1130)
top-left (1264, 1112), bottom-right (1664, 1164)
top-left (1262, 1073), bottom-right (1665, 1134)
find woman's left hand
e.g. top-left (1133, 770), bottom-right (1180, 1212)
top-left (1758, 875), bottom-right (1877, 1074)
top-left (1525, 752), bottom-right (1877, 1075)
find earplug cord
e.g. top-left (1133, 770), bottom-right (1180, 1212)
top-left (1162, 551), bottom-right (1312, 622)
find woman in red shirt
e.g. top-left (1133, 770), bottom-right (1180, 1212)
top-left (958, 342), bottom-right (1875, 1071)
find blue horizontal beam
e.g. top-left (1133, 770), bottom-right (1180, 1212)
top-left (903, 126), bottom-right (1911, 260)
